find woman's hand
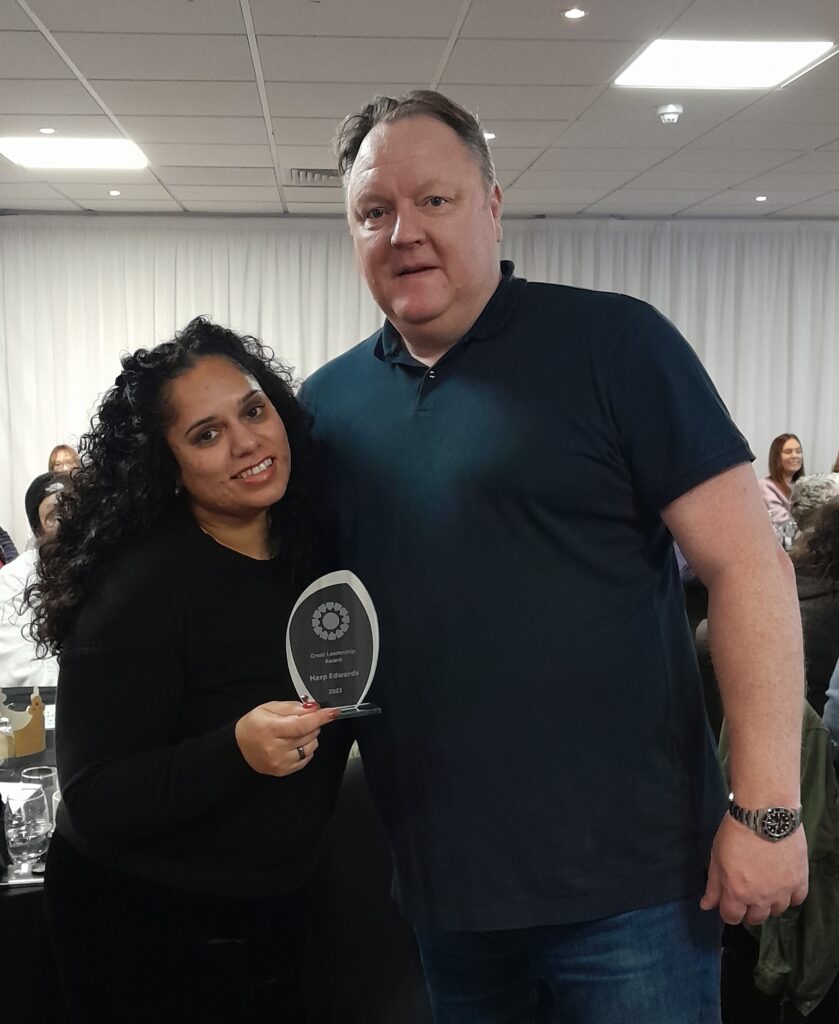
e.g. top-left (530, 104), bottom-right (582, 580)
top-left (235, 701), bottom-right (340, 776)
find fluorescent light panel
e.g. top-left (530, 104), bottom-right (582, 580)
top-left (615, 39), bottom-right (834, 89)
top-left (0, 137), bottom-right (147, 169)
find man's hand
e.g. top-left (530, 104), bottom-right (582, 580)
top-left (700, 813), bottom-right (808, 925)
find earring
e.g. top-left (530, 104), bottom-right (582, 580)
top-left (174, 484), bottom-right (182, 496)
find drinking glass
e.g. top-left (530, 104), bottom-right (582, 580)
top-left (21, 766), bottom-right (59, 832)
top-left (3, 786), bottom-right (50, 874)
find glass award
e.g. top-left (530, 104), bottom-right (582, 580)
top-left (286, 570), bottom-right (381, 718)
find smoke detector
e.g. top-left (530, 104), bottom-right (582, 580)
top-left (657, 103), bottom-right (684, 125)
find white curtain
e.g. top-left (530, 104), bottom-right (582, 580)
top-left (2, 213), bottom-right (838, 545)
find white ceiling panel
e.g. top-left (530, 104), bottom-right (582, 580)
top-left (79, 199), bottom-right (182, 212)
top-left (489, 148), bottom-right (545, 171)
top-left (259, 36), bottom-right (444, 84)
top-left (688, 189), bottom-right (826, 210)
top-left (266, 82), bottom-right (425, 119)
top-left (274, 145), bottom-right (341, 169)
top-left (52, 182), bottom-right (172, 200)
top-left (0, 30), bottom-right (74, 77)
top-left (778, 151), bottom-right (839, 173)
top-left (170, 185), bottom-right (281, 202)
top-left (32, 167), bottom-right (158, 183)
top-left (120, 116), bottom-right (268, 145)
top-left (251, 0), bottom-right (463, 38)
top-left (554, 119), bottom-right (717, 148)
top-left (531, 147), bottom-right (675, 171)
top-left (93, 81), bottom-right (262, 117)
top-left (0, 79), bottom-right (101, 113)
top-left (483, 121), bottom-right (569, 148)
top-left (627, 169), bottom-right (760, 190)
top-left (443, 40), bottom-right (639, 86)
top-left (580, 87), bottom-right (762, 123)
top-left (57, 33), bottom-right (255, 81)
top-left (732, 170), bottom-right (839, 193)
top-left (658, 148), bottom-right (805, 173)
top-left (0, 112), bottom-right (119, 136)
top-left (504, 205), bottom-right (591, 217)
top-left (272, 117), bottom-right (342, 146)
top-left (790, 53), bottom-right (839, 90)
top-left (443, 84), bottom-right (601, 120)
top-left (139, 144), bottom-right (272, 167)
top-left (775, 193), bottom-right (839, 216)
top-left (157, 166), bottom-right (277, 187)
top-left (283, 186), bottom-right (345, 203)
top-left (504, 188), bottom-right (613, 205)
top-left (285, 203), bottom-right (345, 215)
top-left (512, 168), bottom-right (637, 190)
top-left (182, 202), bottom-right (287, 214)
top-left (0, 199), bottom-right (80, 210)
top-left (0, 0), bottom-right (34, 30)
top-left (23, 0), bottom-right (247, 33)
top-left (462, 0), bottom-right (682, 42)
top-left (0, 181), bottom-right (66, 199)
top-left (735, 88), bottom-right (839, 125)
top-left (588, 187), bottom-right (719, 210)
top-left (692, 121), bottom-right (839, 150)
top-left (0, 160), bottom-right (32, 182)
top-left (667, 0), bottom-right (839, 39)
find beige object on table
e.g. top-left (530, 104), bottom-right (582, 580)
top-left (0, 690), bottom-right (46, 757)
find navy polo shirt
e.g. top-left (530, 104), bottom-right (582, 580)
top-left (302, 261), bottom-right (754, 931)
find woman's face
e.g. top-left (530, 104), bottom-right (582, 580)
top-left (164, 355), bottom-right (291, 523)
top-left (780, 437), bottom-right (803, 477)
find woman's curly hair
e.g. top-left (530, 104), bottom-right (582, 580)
top-left (27, 317), bottom-right (320, 656)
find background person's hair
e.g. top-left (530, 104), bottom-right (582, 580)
top-left (334, 89), bottom-right (496, 191)
top-left (26, 317), bottom-right (319, 656)
top-left (833, 450), bottom-right (839, 474)
top-left (794, 498), bottom-right (839, 579)
top-left (790, 474), bottom-right (839, 532)
top-left (47, 443), bottom-right (79, 472)
top-left (767, 433), bottom-right (805, 492)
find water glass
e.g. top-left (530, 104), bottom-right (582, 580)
top-left (3, 786), bottom-right (50, 870)
top-left (21, 766), bottom-right (59, 831)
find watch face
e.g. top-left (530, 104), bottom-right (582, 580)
top-left (761, 808), bottom-right (796, 839)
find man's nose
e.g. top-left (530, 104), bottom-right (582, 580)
top-left (391, 204), bottom-right (424, 247)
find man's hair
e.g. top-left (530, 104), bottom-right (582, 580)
top-left (334, 90), bottom-right (496, 191)
top-left (791, 474), bottom-right (839, 531)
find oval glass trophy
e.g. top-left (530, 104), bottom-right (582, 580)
top-left (286, 570), bottom-right (381, 718)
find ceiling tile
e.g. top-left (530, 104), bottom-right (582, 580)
top-left (271, 117), bottom-right (340, 146)
top-left (21, 0), bottom-right (247, 33)
top-left (443, 84), bottom-right (601, 120)
top-left (504, 204), bottom-right (589, 216)
top-left (531, 147), bottom-right (674, 171)
top-left (735, 88), bottom-right (839, 125)
top-left (483, 121), bottom-right (568, 148)
top-left (52, 182), bottom-right (172, 200)
top-left (266, 82), bottom-right (424, 119)
top-left (443, 40), bottom-right (639, 86)
top-left (78, 199), bottom-right (183, 212)
top-left (119, 116), bottom-right (268, 145)
top-left (93, 81), bottom-right (262, 117)
top-left (580, 87), bottom-right (762, 123)
top-left (0, 181), bottom-right (67, 199)
top-left (0, 159), bottom-right (31, 182)
top-left (489, 148), bottom-right (545, 171)
top-left (554, 119), bottom-right (717, 148)
top-left (780, 151), bottom-right (839, 173)
top-left (462, 0), bottom-right (680, 42)
top-left (286, 203), bottom-right (346, 215)
top-left (0, 30), bottom-right (74, 78)
top-left (182, 201), bottom-right (287, 214)
top-left (259, 36), bottom-right (444, 83)
top-left (0, 79), bottom-right (101, 114)
top-left (156, 166), bottom-right (277, 187)
top-left (170, 185), bottom-right (281, 202)
top-left (274, 145), bottom-right (339, 169)
top-left (504, 187), bottom-right (612, 205)
top-left (0, 113), bottom-right (120, 136)
top-left (627, 169), bottom-right (759, 190)
top-left (0, 1), bottom-right (34, 30)
top-left (512, 168), bottom-right (637, 190)
top-left (659, 149), bottom-right (805, 173)
top-left (32, 167), bottom-right (158, 184)
top-left (139, 144), bottom-right (273, 168)
top-left (737, 171), bottom-right (839, 192)
top-left (687, 189), bottom-right (826, 212)
top-left (57, 33), bottom-right (254, 81)
top-left (692, 121), bottom-right (839, 150)
top-left (283, 186), bottom-right (345, 203)
top-left (251, 0), bottom-right (463, 37)
top-left (0, 199), bottom-right (81, 210)
top-left (666, 0), bottom-right (839, 40)
top-left (772, 193), bottom-right (839, 216)
top-left (587, 188), bottom-right (719, 213)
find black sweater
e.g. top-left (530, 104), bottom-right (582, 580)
top-left (55, 515), bottom-right (351, 897)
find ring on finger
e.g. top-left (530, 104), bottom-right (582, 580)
top-left (296, 746), bottom-right (306, 762)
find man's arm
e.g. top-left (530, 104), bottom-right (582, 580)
top-left (661, 462), bottom-right (808, 926)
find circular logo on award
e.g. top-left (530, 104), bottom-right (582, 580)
top-left (312, 601), bottom-right (350, 641)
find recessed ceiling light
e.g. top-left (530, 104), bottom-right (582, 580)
top-left (564, 7), bottom-right (586, 18)
top-left (755, 195), bottom-right (768, 202)
top-left (39, 127), bottom-right (56, 135)
top-left (483, 131), bottom-right (496, 141)
top-left (615, 39), bottom-right (834, 89)
top-left (0, 137), bottom-right (147, 170)
top-left (109, 190), bottom-right (121, 197)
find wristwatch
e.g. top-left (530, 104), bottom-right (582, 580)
top-left (728, 796), bottom-right (802, 842)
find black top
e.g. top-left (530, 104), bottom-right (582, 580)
top-left (302, 261), bottom-right (754, 930)
top-left (55, 512), bottom-right (351, 898)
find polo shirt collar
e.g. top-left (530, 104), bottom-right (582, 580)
top-left (374, 260), bottom-right (526, 365)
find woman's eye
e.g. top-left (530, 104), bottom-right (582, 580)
top-left (245, 403), bottom-right (264, 419)
top-left (196, 428), bottom-right (218, 444)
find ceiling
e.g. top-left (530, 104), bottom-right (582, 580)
top-left (3, 0), bottom-right (839, 219)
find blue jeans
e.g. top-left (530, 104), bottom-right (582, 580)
top-left (415, 895), bottom-right (722, 1024)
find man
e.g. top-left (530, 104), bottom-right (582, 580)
top-left (0, 472), bottom-right (68, 689)
top-left (302, 91), bottom-right (807, 1022)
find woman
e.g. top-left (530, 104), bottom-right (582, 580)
top-left (47, 443), bottom-right (81, 474)
top-left (27, 318), bottom-right (350, 1022)
top-left (759, 432), bottom-right (805, 527)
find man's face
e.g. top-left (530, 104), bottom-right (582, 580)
top-left (38, 494), bottom-right (61, 539)
top-left (346, 116), bottom-right (503, 349)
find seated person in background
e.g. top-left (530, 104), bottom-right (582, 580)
top-left (832, 451), bottom-right (839, 474)
top-left (0, 472), bottom-right (68, 689)
top-left (790, 474), bottom-right (839, 540)
top-left (0, 524), bottom-right (18, 567)
top-left (759, 433), bottom-right (804, 526)
top-left (47, 443), bottom-right (80, 475)
top-left (790, 498), bottom-right (839, 716)
top-left (25, 318), bottom-right (350, 1023)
